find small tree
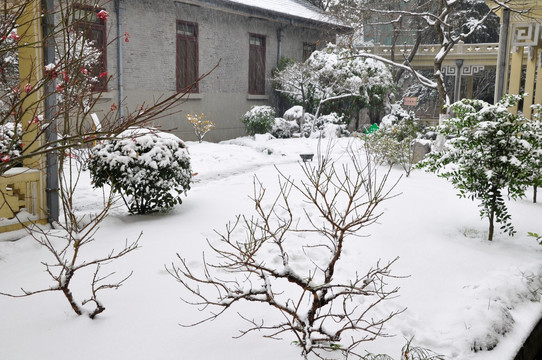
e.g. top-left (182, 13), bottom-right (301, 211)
top-left (88, 127), bottom-right (192, 214)
top-left (186, 113), bottom-right (215, 143)
top-left (168, 149), bottom-right (403, 359)
top-left (417, 95), bottom-right (535, 241)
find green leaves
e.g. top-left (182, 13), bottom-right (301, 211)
top-left (528, 232), bottom-right (542, 245)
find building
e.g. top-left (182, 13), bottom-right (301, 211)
top-left (94, 0), bottom-right (348, 141)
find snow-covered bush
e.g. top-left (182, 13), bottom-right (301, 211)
top-left (240, 105), bottom-right (275, 136)
top-left (363, 105), bottom-right (426, 176)
top-left (417, 95), bottom-right (536, 240)
top-left (302, 112), bottom-right (349, 138)
top-left (271, 117), bottom-right (299, 139)
top-left (0, 122), bottom-right (22, 162)
top-left (88, 127), bottom-right (192, 214)
top-left (283, 105), bottom-right (307, 122)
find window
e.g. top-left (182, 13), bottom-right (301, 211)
top-left (303, 42), bottom-right (316, 62)
top-left (176, 21), bottom-right (198, 92)
top-left (248, 34), bottom-right (266, 95)
top-left (73, 6), bottom-right (107, 91)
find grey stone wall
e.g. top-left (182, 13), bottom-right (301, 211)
top-left (93, 0), bottom-right (333, 142)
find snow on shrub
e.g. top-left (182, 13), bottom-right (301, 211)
top-left (0, 122), bottom-right (22, 162)
top-left (271, 117), bottom-right (299, 139)
top-left (302, 112), bottom-right (349, 138)
top-left (240, 105), bottom-right (275, 135)
top-left (88, 127), bottom-right (192, 214)
top-left (283, 105), bottom-right (312, 123)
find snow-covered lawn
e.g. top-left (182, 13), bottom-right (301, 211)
top-left (0, 137), bottom-right (541, 359)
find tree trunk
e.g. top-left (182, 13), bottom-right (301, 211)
top-left (488, 211), bottom-right (494, 241)
top-left (534, 184), bottom-right (538, 203)
top-left (394, 29), bottom-right (422, 83)
top-left (61, 270), bottom-right (83, 315)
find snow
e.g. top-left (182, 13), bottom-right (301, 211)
top-left (223, 0), bottom-right (336, 25)
top-left (283, 105), bottom-right (305, 121)
top-left (0, 137), bottom-right (541, 359)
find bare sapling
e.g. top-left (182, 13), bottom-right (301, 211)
top-left (168, 147), bottom-right (403, 359)
top-left (0, 151), bottom-right (140, 318)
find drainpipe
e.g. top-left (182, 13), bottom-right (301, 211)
top-left (496, 8), bottom-right (510, 102)
top-left (115, 0), bottom-right (125, 119)
top-left (276, 27), bottom-right (285, 115)
top-left (277, 27), bottom-right (284, 66)
top-left (43, 0), bottom-right (59, 224)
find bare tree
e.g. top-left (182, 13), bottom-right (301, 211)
top-left (333, 0), bottom-right (431, 83)
top-left (0, 190), bottom-right (141, 319)
top-left (168, 147), bottom-right (403, 359)
top-left (333, 0), bottom-right (521, 115)
top-left (306, 0), bottom-right (334, 11)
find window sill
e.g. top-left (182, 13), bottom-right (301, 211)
top-left (183, 93), bottom-right (204, 100)
top-left (247, 94), bottom-right (269, 100)
top-left (95, 93), bottom-right (113, 103)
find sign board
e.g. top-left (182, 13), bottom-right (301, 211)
top-left (403, 97), bottom-right (418, 106)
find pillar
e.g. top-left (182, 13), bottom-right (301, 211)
top-left (508, 46), bottom-right (524, 114)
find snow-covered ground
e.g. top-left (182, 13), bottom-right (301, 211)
top-left (0, 136), bottom-right (541, 360)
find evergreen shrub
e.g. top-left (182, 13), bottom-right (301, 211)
top-left (88, 127), bottom-right (192, 214)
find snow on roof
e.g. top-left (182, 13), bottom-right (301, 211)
top-left (226, 0), bottom-right (331, 24)
top-left (182, 0), bottom-right (348, 29)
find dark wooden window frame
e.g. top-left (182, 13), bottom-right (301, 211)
top-left (176, 20), bottom-right (199, 93)
top-left (248, 33), bottom-right (266, 95)
top-left (73, 5), bottom-right (107, 92)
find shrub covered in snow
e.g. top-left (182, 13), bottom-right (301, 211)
top-left (417, 95), bottom-right (538, 240)
top-left (282, 105), bottom-right (306, 122)
top-left (302, 112), bottom-right (349, 138)
top-left (240, 106), bottom-right (275, 136)
top-left (88, 127), bottom-right (192, 214)
top-left (271, 117), bottom-right (299, 139)
top-left (0, 122), bottom-right (22, 163)
top-left (363, 104), bottom-right (426, 176)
